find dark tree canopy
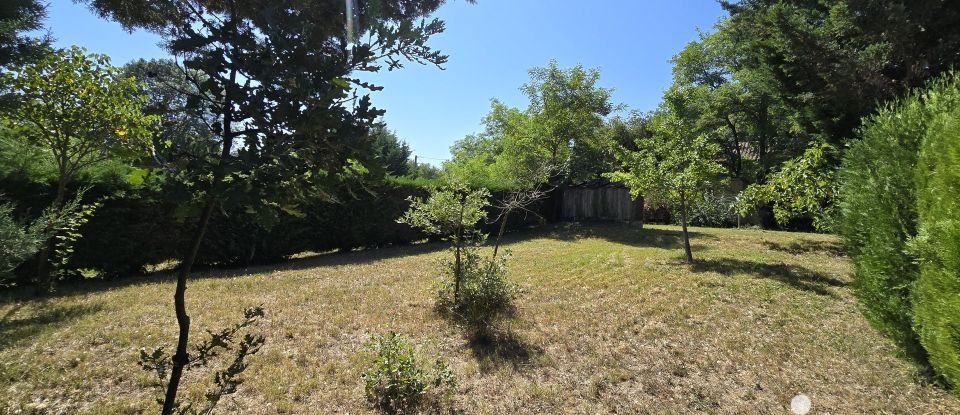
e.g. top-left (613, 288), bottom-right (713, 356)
top-left (720, 0), bottom-right (960, 145)
top-left (369, 124), bottom-right (412, 177)
top-left (0, 0), bottom-right (49, 70)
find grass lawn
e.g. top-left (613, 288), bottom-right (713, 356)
top-left (1, 223), bottom-right (957, 414)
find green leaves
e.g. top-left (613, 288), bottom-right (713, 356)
top-left (361, 331), bottom-right (456, 414)
top-left (398, 181), bottom-right (489, 240)
top-left (606, 88), bottom-right (724, 207)
top-left (446, 61), bottom-right (616, 188)
top-left (3, 45), bottom-right (156, 185)
top-left (736, 142), bottom-right (839, 230)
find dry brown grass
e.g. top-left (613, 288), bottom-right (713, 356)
top-left (1, 223), bottom-right (958, 414)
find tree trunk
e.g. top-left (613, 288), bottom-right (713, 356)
top-left (161, 52), bottom-right (239, 413)
top-left (161, 200), bottom-right (215, 415)
top-left (453, 195), bottom-right (466, 304)
top-left (491, 209), bottom-right (510, 261)
top-left (680, 192), bottom-right (694, 264)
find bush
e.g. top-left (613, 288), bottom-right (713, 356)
top-left (436, 249), bottom-right (519, 328)
top-left (400, 182), bottom-right (521, 329)
top-left (910, 104), bottom-right (960, 388)
top-left (361, 332), bottom-right (456, 414)
top-left (681, 190), bottom-right (738, 227)
top-left (0, 201), bottom-right (46, 285)
top-left (838, 72), bottom-right (960, 365)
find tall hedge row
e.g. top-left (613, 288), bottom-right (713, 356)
top-left (911, 104), bottom-right (960, 387)
top-left (2, 176), bottom-right (551, 283)
top-left (839, 73), bottom-right (960, 386)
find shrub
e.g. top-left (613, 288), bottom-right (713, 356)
top-left (682, 190), bottom-right (737, 227)
top-left (838, 72), bottom-right (960, 364)
top-left (400, 182), bottom-right (521, 329)
top-left (910, 104), bottom-right (960, 388)
top-left (737, 142), bottom-right (839, 231)
top-left (436, 249), bottom-right (519, 328)
top-left (361, 332), bottom-right (456, 414)
top-left (0, 201), bottom-right (47, 285)
top-left (398, 182), bottom-right (490, 306)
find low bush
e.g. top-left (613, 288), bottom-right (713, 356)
top-left (361, 332), bottom-right (456, 414)
top-left (400, 182), bottom-right (521, 330)
top-left (682, 190), bottom-right (738, 227)
top-left (436, 249), bottom-right (519, 329)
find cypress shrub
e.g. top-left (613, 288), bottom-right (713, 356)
top-left (911, 103), bottom-right (960, 388)
top-left (838, 73), bottom-right (960, 363)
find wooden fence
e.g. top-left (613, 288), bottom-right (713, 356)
top-left (560, 185), bottom-right (642, 222)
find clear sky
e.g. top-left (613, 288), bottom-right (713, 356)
top-left (46, 0), bottom-right (725, 165)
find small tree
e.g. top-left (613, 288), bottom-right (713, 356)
top-left (399, 181), bottom-right (489, 304)
top-left (85, 1), bottom-right (457, 410)
top-left (2, 46), bottom-right (154, 289)
top-left (606, 88), bottom-right (724, 264)
top-left (399, 182), bottom-right (519, 329)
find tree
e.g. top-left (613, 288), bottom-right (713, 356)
top-left (668, 30), bottom-right (803, 184)
top-left (721, 0), bottom-right (960, 147)
top-left (2, 46), bottom-right (154, 290)
top-left (399, 182), bottom-right (489, 304)
top-left (122, 59), bottom-right (216, 166)
top-left (736, 142), bottom-right (839, 231)
top-left (445, 60), bottom-right (618, 186)
top-left (83, 1), bottom-right (459, 412)
top-left (0, 0), bottom-right (49, 70)
top-left (606, 88), bottom-right (724, 264)
top-left (398, 181), bottom-right (517, 329)
top-left (664, 1), bottom-right (960, 226)
top-left (370, 123), bottom-right (412, 176)
top-left (0, 200), bottom-right (48, 284)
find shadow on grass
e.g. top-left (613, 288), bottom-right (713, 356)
top-left (691, 258), bottom-right (847, 297)
top-left (499, 221), bottom-right (715, 252)
top-left (466, 326), bottom-right (545, 374)
top-left (0, 302), bottom-right (104, 349)
top-left (1, 221), bottom-right (712, 304)
top-left (0, 240), bottom-right (450, 306)
top-left (763, 239), bottom-right (846, 256)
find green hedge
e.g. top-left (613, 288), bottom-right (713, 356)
top-left (911, 103), bottom-right (960, 388)
top-left (839, 73), bottom-right (960, 384)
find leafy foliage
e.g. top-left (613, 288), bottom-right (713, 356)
top-left (667, 0), bottom-right (960, 220)
top-left (0, 199), bottom-right (49, 284)
top-left (436, 249), bottom-right (518, 328)
top-left (361, 331), bottom-right (456, 415)
top-left (683, 190), bottom-right (738, 228)
top-left (2, 46), bottom-right (154, 205)
top-left (736, 143), bottom-right (839, 231)
top-left (44, 192), bottom-right (99, 286)
top-left (370, 124), bottom-right (412, 177)
top-left (445, 60), bottom-right (616, 186)
top-left (0, 0), bottom-right (49, 71)
top-left (606, 88), bottom-right (725, 262)
top-left (399, 181), bottom-right (489, 302)
top-left (838, 72), bottom-right (960, 369)
top-left (83, 1), bottom-right (457, 410)
top-left (909, 102), bottom-right (960, 390)
top-left (400, 182), bottom-right (519, 328)
top-left (139, 305), bottom-right (266, 415)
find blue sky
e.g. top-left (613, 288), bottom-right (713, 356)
top-left (47, 0), bottom-right (725, 165)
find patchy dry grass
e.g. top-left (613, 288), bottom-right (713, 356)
top-left (1, 223), bottom-right (957, 414)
